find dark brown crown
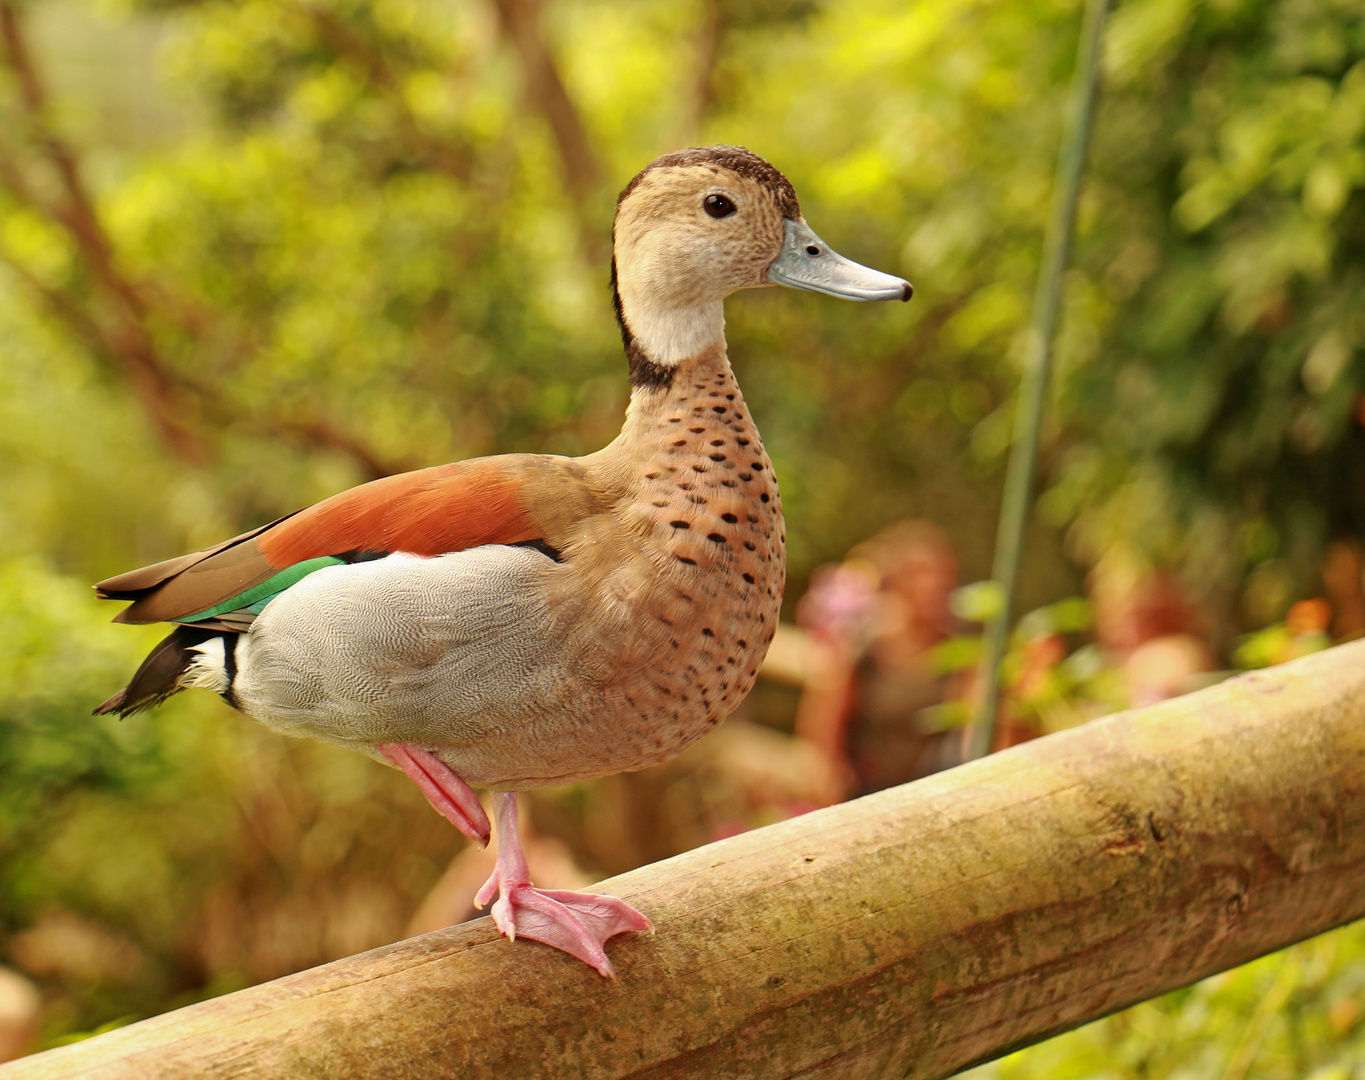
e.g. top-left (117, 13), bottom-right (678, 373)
top-left (616, 145), bottom-right (801, 221)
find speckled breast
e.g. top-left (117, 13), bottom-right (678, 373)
top-left (527, 348), bottom-right (786, 787)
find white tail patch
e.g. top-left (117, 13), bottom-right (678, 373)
top-left (183, 636), bottom-right (230, 693)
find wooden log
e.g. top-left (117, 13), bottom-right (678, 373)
top-left (6, 640), bottom-right (1365, 1080)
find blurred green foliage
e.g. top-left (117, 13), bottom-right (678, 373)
top-left (0, 557), bottom-right (463, 1042)
top-left (0, 0), bottom-right (1361, 1063)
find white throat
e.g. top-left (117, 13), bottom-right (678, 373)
top-left (622, 299), bottom-right (725, 366)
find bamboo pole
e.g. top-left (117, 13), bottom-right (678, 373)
top-left (971, 0), bottom-right (1111, 759)
top-left (7, 640), bottom-right (1365, 1080)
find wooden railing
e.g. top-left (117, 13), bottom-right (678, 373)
top-left (5, 640), bottom-right (1365, 1079)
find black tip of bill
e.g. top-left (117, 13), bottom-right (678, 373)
top-left (767, 218), bottom-right (913, 303)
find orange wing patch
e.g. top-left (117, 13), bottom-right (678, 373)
top-left (258, 459), bottom-right (536, 566)
top-left (103, 457), bottom-right (540, 626)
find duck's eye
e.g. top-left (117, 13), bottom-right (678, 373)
top-left (703, 194), bottom-right (737, 219)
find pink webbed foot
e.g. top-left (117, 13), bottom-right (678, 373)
top-left (378, 743), bottom-right (491, 847)
top-left (476, 792), bottom-right (651, 978)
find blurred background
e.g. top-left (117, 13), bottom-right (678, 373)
top-left (0, 0), bottom-right (1363, 1072)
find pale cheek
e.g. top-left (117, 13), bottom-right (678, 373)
top-left (641, 231), bottom-right (730, 304)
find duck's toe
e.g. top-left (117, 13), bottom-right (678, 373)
top-left (485, 883), bottom-right (651, 978)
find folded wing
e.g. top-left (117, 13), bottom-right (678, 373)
top-left (96, 458), bottom-right (540, 626)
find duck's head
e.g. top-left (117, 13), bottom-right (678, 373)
top-left (612, 145), bottom-right (912, 383)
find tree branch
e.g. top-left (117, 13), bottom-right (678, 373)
top-left (0, 2), bottom-right (409, 479)
top-left (1, 2), bottom-right (147, 322)
top-left (490, 0), bottom-right (600, 198)
top-left (489, 0), bottom-right (605, 260)
top-left (5, 640), bottom-right (1365, 1078)
top-left (273, 417), bottom-right (417, 480)
top-left (678, 0), bottom-right (720, 146)
top-left (0, 244), bottom-right (107, 354)
top-left (0, 0), bottom-right (207, 461)
top-left (299, 3), bottom-right (472, 182)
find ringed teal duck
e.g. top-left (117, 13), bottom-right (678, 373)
top-left (95, 146), bottom-right (912, 977)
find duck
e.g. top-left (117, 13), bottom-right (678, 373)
top-left (93, 145), bottom-right (912, 978)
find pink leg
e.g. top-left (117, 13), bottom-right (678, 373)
top-left (475, 791), bottom-right (651, 978)
top-left (378, 743), bottom-right (491, 847)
